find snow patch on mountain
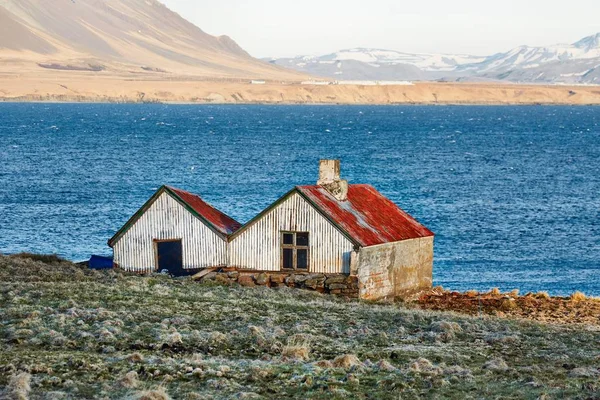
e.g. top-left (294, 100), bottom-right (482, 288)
top-left (267, 33), bottom-right (600, 84)
top-left (331, 48), bottom-right (486, 72)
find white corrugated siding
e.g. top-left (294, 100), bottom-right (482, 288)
top-left (113, 192), bottom-right (227, 272)
top-left (229, 192), bottom-right (354, 273)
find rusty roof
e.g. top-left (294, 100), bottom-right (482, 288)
top-left (297, 185), bottom-right (434, 247)
top-left (167, 186), bottom-right (242, 236)
top-left (108, 186), bottom-right (241, 247)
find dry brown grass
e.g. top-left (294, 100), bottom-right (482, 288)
top-left (136, 386), bottom-right (171, 400)
top-left (377, 359), bottom-right (397, 371)
top-left (127, 352), bottom-right (145, 363)
top-left (484, 358), bottom-right (510, 372)
top-left (571, 291), bottom-right (587, 302)
top-left (418, 288), bottom-right (600, 326)
top-left (410, 358), bottom-right (439, 374)
top-left (9, 253), bottom-right (66, 264)
top-left (8, 372), bottom-right (31, 400)
top-left (119, 371), bottom-right (139, 389)
top-left (430, 320), bottom-right (462, 334)
top-left (489, 288), bottom-right (501, 296)
top-left (332, 354), bottom-right (361, 369)
top-left (500, 299), bottom-right (518, 311)
top-left (281, 336), bottom-right (310, 361)
top-left (313, 360), bottom-right (334, 368)
top-left (536, 291), bottom-right (551, 300)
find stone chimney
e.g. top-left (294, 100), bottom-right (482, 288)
top-left (317, 159), bottom-right (348, 201)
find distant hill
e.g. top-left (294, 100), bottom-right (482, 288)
top-left (267, 33), bottom-right (600, 84)
top-left (459, 33), bottom-right (600, 84)
top-left (268, 49), bottom-right (485, 81)
top-left (0, 0), bottom-right (304, 80)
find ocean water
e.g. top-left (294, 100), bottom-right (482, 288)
top-left (1, 103), bottom-right (599, 295)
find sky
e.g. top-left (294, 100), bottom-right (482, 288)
top-left (161, 0), bottom-right (600, 58)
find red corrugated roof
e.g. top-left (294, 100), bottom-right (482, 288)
top-left (297, 184), bottom-right (433, 247)
top-left (167, 186), bottom-right (241, 236)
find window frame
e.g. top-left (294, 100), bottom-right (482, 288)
top-left (280, 231), bottom-right (310, 271)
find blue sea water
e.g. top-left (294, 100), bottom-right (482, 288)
top-left (0, 103), bottom-right (599, 295)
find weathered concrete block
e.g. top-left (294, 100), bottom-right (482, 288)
top-left (357, 237), bottom-right (433, 301)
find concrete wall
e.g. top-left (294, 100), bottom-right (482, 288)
top-left (113, 191), bottom-right (228, 272)
top-left (229, 192), bottom-right (355, 273)
top-left (357, 236), bottom-right (433, 301)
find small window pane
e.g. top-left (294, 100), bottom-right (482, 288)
top-left (297, 249), bottom-right (308, 270)
top-left (283, 233), bottom-right (294, 245)
top-left (296, 232), bottom-right (309, 246)
top-left (283, 248), bottom-right (294, 269)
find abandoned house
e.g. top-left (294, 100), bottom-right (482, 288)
top-left (108, 185), bottom-right (241, 275)
top-left (108, 160), bottom-right (434, 300)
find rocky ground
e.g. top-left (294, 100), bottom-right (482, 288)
top-left (418, 288), bottom-right (600, 327)
top-left (1, 254), bottom-right (600, 399)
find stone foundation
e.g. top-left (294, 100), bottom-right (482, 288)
top-left (196, 268), bottom-right (359, 297)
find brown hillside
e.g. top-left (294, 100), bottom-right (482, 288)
top-left (0, 0), bottom-right (305, 79)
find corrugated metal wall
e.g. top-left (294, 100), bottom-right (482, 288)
top-left (229, 192), bottom-right (355, 273)
top-left (113, 192), bottom-right (227, 272)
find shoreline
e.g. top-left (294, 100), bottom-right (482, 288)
top-left (3, 98), bottom-right (600, 106)
top-left (2, 77), bottom-right (600, 105)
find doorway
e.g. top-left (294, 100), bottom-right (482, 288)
top-left (155, 239), bottom-right (184, 276)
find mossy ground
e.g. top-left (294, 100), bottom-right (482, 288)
top-left (1, 255), bottom-right (599, 399)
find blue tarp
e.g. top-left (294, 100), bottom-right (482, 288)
top-left (89, 255), bottom-right (113, 270)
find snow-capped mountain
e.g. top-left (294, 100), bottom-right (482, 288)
top-left (268, 48), bottom-right (485, 81)
top-left (315, 48), bottom-right (486, 72)
top-left (574, 33), bottom-right (600, 52)
top-left (470, 34), bottom-right (600, 73)
top-left (267, 33), bottom-right (600, 84)
top-left (462, 33), bottom-right (600, 84)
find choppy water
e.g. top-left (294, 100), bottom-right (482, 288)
top-left (1, 103), bottom-right (599, 295)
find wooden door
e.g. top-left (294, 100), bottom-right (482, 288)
top-left (156, 240), bottom-right (184, 276)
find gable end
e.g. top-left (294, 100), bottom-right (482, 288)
top-left (228, 187), bottom-right (362, 247)
top-left (108, 186), bottom-right (229, 248)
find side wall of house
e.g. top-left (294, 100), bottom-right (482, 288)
top-left (113, 192), bottom-right (227, 272)
top-left (229, 192), bottom-right (355, 274)
top-left (357, 236), bottom-right (433, 300)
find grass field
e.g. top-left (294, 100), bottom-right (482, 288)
top-left (1, 254), bottom-right (599, 399)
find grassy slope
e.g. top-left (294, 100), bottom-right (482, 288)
top-left (1, 255), bottom-right (599, 399)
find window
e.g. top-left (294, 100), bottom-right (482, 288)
top-left (281, 232), bottom-right (309, 271)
